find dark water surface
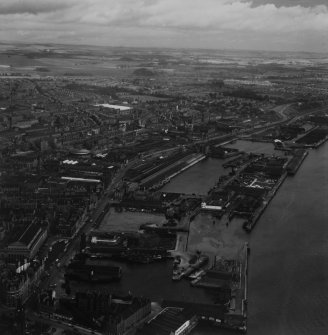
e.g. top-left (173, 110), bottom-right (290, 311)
top-left (190, 144), bottom-right (328, 334)
top-left (80, 259), bottom-right (216, 304)
top-left (161, 157), bottom-right (226, 195)
top-left (224, 140), bottom-right (277, 155)
top-left (96, 143), bottom-right (327, 335)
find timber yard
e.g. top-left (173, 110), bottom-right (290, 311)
top-left (1, 44), bottom-right (328, 335)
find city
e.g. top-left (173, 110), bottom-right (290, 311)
top-left (1, 1), bottom-right (328, 335)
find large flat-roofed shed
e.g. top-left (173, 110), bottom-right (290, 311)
top-left (139, 307), bottom-right (198, 335)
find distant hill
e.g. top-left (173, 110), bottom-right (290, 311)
top-left (119, 56), bottom-right (135, 61)
top-left (35, 67), bottom-right (50, 72)
top-left (133, 68), bottom-right (156, 77)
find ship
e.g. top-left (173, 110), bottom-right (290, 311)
top-left (188, 269), bottom-right (206, 280)
top-left (172, 268), bottom-right (184, 281)
top-left (242, 221), bottom-right (251, 232)
top-left (172, 255), bottom-right (209, 281)
top-left (286, 149), bottom-right (308, 175)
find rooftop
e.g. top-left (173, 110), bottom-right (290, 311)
top-left (94, 103), bottom-right (132, 111)
top-left (18, 222), bottom-right (42, 247)
top-left (140, 307), bottom-right (192, 335)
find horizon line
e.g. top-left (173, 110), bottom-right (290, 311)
top-left (0, 39), bottom-right (327, 56)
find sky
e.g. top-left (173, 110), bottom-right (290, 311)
top-left (0, 0), bottom-right (328, 52)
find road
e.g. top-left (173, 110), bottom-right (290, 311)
top-left (39, 159), bottom-right (136, 292)
top-left (27, 312), bottom-right (102, 335)
top-left (286, 105), bottom-right (328, 125)
top-left (28, 302), bottom-right (162, 335)
top-left (239, 104), bottom-right (328, 140)
top-left (272, 103), bottom-right (292, 122)
top-left (38, 103), bottom-right (328, 293)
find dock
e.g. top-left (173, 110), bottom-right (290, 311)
top-left (243, 172), bottom-right (287, 232)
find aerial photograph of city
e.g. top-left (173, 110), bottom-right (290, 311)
top-left (0, 1), bottom-right (327, 335)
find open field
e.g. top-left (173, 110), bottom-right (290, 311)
top-left (188, 213), bottom-right (248, 258)
top-left (98, 207), bottom-right (166, 232)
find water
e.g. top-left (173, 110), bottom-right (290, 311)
top-left (186, 143), bottom-right (328, 334)
top-left (95, 142), bottom-right (327, 334)
top-left (161, 157), bottom-right (227, 195)
top-left (79, 260), bottom-right (216, 304)
top-left (246, 144), bottom-right (328, 335)
top-left (224, 140), bottom-right (278, 155)
top-left (86, 159), bottom-right (230, 307)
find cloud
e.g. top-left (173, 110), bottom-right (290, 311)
top-left (135, 0), bottom-right (328, 33)
top-left (0, 0), bottom-right (328, 51)
top-left (251, 0), bottom-right (327, 7)
top-left (0, 0), bottom-right (76, 15)
top-left (46, 0), bottom-right (328, 34)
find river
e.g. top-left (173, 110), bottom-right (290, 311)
top-left (244, 143), bottom-right (328, 335)
top-left (97, 142), bottom-right (328, 334)
top-left (162, 142), bottom-right (328, 335)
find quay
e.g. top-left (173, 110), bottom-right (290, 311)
top-left (243, 172), bottom-right (288, 232)
top-left (286, 150), bottom-right (308, 175)
top-left (163, 243), bottom-right (249, 333)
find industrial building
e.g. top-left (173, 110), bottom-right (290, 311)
top-left (138, 307), bottom-right (198, 335)
top-left (4, 221), bottom-right (47, 261)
